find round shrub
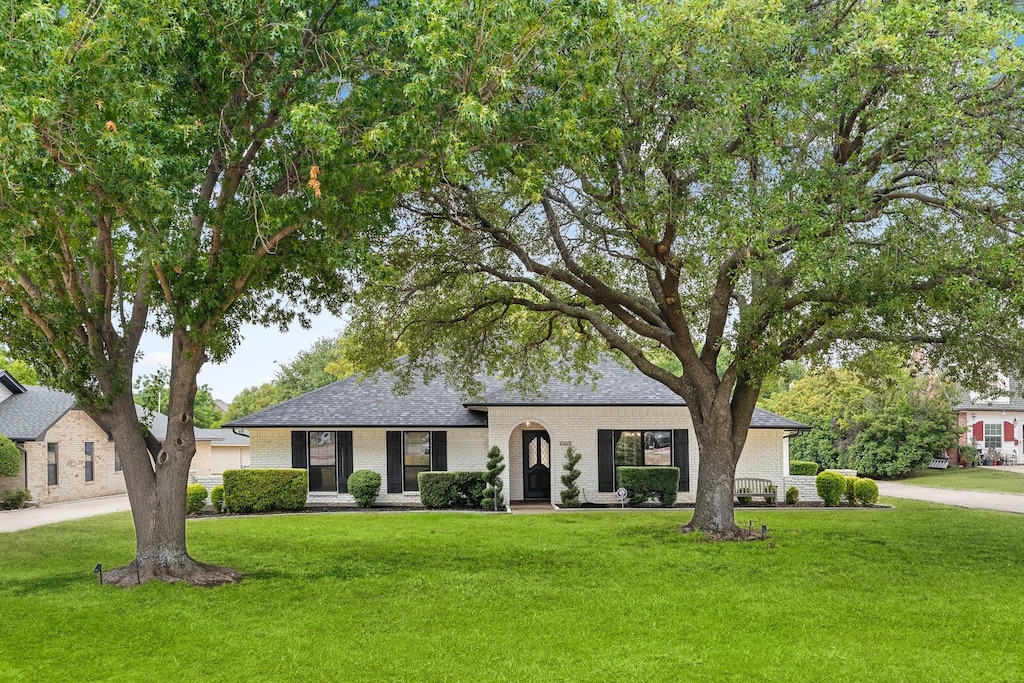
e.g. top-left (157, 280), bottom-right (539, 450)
top-left (845, 476), bottom-right (858, 506)
top-left (210, 485), bottom-right (225, 513)
top-left (854, 477), bottom-right (879, 506)
top-left (789, 460), bottom-right (819, 476)
top-left (815, 471), bottom-right (846, 507)
top-left (348, 469), bottom-right (382, 508)
top-left (186, 484), bottom-right (208, 515)
top-left (2, 489), bottom-right (31, 510)
top-left (785, 486), bottom-right (799, 505)
top-left (0, 434), bottom-right (20, 477)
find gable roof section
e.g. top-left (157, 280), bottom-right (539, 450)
top-left (955, 376), bottom-right (1024, 411)
top-left (226, 357), bottom-right (808, 430)
top-left (0, 384), bottom-right (77, 441)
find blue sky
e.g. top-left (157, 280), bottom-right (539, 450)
top-left (135, 311), bottom-right (348, 403)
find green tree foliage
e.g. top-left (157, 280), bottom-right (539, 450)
top-left (347, 1), bottom-right (1024, 535)
top-left (0, 347), bottom-right (39, 385)
top-left (560, 445), bottom-right (582, 508)
top-left (135, 368), bottom-right (222, 428)
top-left (0, 435), bottom-right (20, 477)
top-left (766, 369), bottom-right (959, 477)
top-left (225, 383), bottom-right (287, 423)
top-left (481, 446), bottom-right (506, 511)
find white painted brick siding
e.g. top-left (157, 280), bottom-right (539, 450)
top-left (782, 470), bottom-right (858, 503)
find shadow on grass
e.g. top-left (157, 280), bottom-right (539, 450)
top-left (1, 571), bottom-right (89, 596)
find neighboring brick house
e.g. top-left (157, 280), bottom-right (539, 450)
top-left (226, 358), bottom-right (807, 507)
top-left (0, 371), bottom-right (124, 505)
top-left (955, 374), bottom-right (1024, 465)
top-left (140, 409), bottom-right (250, 476)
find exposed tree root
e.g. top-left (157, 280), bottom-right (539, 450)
top-left (679, 523), bottom-right (765, 541)
top-left (102, 557), bottom-right (242, 587)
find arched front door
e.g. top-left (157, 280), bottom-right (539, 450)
top-left (522, 430), bottom-right (551, 500)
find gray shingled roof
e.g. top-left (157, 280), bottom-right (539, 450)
top-left (0, 384), bottom-right (77, 441)
top-left (955, 376), bottom-right (1024, 411)
top-left (135, 406), bottom-right (250, 444)
top-left (225, 357), bottom-right (808, 430)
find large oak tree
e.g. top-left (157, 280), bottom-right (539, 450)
top-left (348, 0), bottom-right (1024, 536)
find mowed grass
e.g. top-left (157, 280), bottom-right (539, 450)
top-left (2, 503), bottom-right (1023, 682)
top-left (899, 467), bottom-right (1024, 495)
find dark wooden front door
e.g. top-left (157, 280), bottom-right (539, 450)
top-left (523, 430), bottom-right (551, 500)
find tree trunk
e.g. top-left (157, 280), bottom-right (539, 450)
top-left (101, 341), bottom-right (241, 587)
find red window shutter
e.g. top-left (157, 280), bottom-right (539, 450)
top-left (973, 422), bottom-right (985, 441)
top-left (1004, 421), bottom-right (1015, 442)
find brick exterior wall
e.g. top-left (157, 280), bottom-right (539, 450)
top-left (247, 408), bottom-right (790, 507)
top-left (0, 409), bottom-right (125, 505)
top-left (782, 469), bottom-right (858, 503)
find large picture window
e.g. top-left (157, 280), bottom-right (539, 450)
top-left (984, 423), bottom-right (1002, 450)
top-left (403, 432), bottom-right (431, 491)
top-left (308, 431), bottom-right (337, 492)
top-left (84, 442), bottom-right (94, 482)
top-left (614, 430), bottom-right (672, 467)
top-left (47, 443), bottom-right (58, 486)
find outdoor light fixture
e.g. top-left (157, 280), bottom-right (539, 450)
top-left (761, 525), bottom-right (767, 539)
top-left (93, 563), bottom-right (103, 584)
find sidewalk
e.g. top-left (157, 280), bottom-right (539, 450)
top-left (877, 482), bottom-right (1024, 515)
top-left (0, 494), bottom-right (131, 533)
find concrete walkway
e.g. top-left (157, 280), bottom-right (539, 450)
top-left (877, 482), bottom-right (1024, 515)
top-left (0, 494), bottom-right (131, 533)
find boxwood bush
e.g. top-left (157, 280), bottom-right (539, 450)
top-left (854, 477), bottom-right (879, 506)
top-left (222, 468), bottom-right (308, 513)
top-left (616, 467), bottom-right (679, 507)
top-left (186, 484), bottom-right (208, 515)
top-left (418, 471), bottom-right (486, 509)
top-left (210, 485), bottom-right (225, 513)
top-left (845, 476), bottom-right (858, 506)
top-left (815, 471), bottom-right (846, 507)
top-left (1, 488), bottom-right (31, 510)
top-left (347, 469), bottom-right (382, 508)
top-left (789, 460), bottom-right (819, 476)
top-left (785, 486), bottom-right (799, 505)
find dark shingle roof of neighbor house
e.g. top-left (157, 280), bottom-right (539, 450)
top-left (955, 376), bottom-right (1024, 411)
top-left (225, 357), bottom-right (808, 430)
top-left (0, 384), bottom-right (78, 441)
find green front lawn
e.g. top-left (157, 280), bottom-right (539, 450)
top-left (2, 504), bottom-right (1023, 682)
top-left (899, 467), bottom-right (1024, 495)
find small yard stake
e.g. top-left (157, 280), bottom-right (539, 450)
top-left (93, 563), bottom-right (103, 585)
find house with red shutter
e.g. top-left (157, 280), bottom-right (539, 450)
top-left (955, 374), bottom-right (1023, 466)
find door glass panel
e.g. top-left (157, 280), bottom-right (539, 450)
top-left (529, 439), bottom-right (538, 468)
top-left (539, 438), bottom-right (550, 467)
top-left (308, 431), bottom-right (336, 492)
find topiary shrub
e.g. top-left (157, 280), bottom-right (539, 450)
top-left (210, 485), bottom-right (225, 513)
top-left (1, 489), bottom-right (31, 510)
top-left (348, 469), bottom-right (382, 508)
top-left (419, 471), bottom-right (486, 509)
top-left (816, 471), bottom-right (846, 507)
top-left (763, 484), bottom-right (777, 504)
top-left (481, 447), bottom-right (506, 511)
top-left (785, 486), bottom-right (799, 505)
top-left (186, 483), bottom-right (208, 515)
top-left (616, 467), bottom-right (679, 507)
top-left (736, 485), bottom-right (753, 506)
top-left (222, 468), bottom-right (308, 513)
top-left (559, 445), bottom-right (582, 508)
top-left (789, 460), bottom-right (819, 476)
top-left (844, 476), bottom-right (858, 506)
top-left (0, 435), bottom-right (20, 478)
top-left (854, 477), bottom-right (879, 506)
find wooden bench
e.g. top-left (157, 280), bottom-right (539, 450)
top-left (735, 478), bottom-right (777, 504)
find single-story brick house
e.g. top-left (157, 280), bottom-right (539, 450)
top-left (0, 370), bottom-right (249, 505)
top-left (955, 374), bottom-right (1024, 465)
top-left (225, 358), bottom-right (807, 506)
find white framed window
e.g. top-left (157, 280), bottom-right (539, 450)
top-left (984, 423), bottom-right (1002, 450)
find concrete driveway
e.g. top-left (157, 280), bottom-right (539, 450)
top-left (877, 482), bottom-right (1024, 515)
top-left (0, 494), bottom-right (131, 533)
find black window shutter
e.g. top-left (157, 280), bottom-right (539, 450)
top-left (291, 431), bottom-right (307, 469)
top-left (673, 429), bottom-right (689, 492)
top-left (386, 431), bottom-right (403, 493)
top-left (431, 431), bottom-right (447, 471)
top-left (337, 431), bottom-right (353, 493)
top-left (597, 429), bottom-right (614, 492)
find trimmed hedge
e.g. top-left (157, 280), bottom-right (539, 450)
top-left (616, 467), bottom-right (679, 507)
top-left (0, 434), bottom-right (20, 477)
top-left (419, 471), bottom-right (486, 509)
top-left (222, 468), bottom-right (308, 513)
top-left (348, 470), bottom-right (381, 508)
top-left (815, 471), bottom-right (846, 507)
top-left (785, 486), bottom-right (799, 505)
top-left (844, 476), bottom-right (858, 505)
top-left (854, 477), bottom-right (879, 506)
top-left (210, 485), bottom-right (225, 513)
top-left (789, 460), bottom-right (819, 476)
top-left (186, 484), bottom-right (208, 515)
